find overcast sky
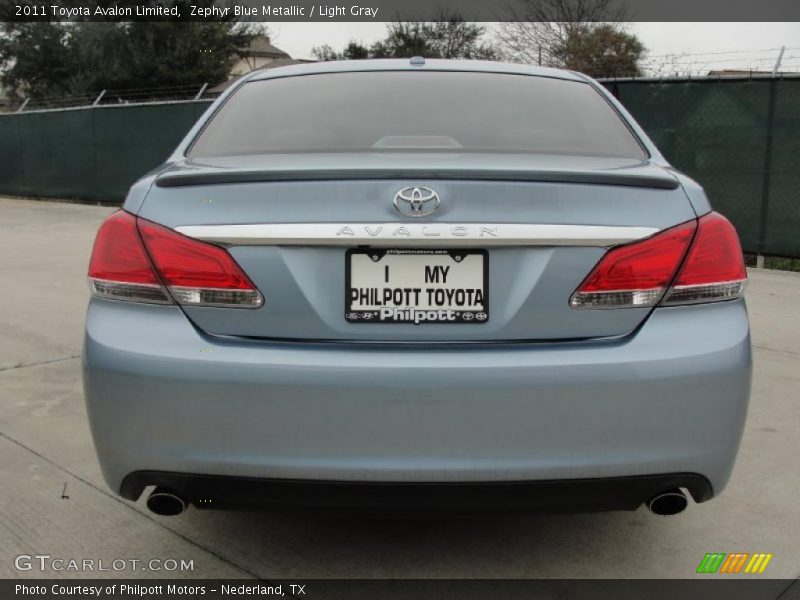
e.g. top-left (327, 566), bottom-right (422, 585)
top-left (267, 22), bottom-right (799, 74)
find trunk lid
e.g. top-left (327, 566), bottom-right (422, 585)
top-left (138, 153), bottom-right (693, 342)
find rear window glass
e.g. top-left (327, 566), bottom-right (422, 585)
top-left (188, 71), bottom-right (646, 159)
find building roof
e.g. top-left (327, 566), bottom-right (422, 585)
top-left (245, 36), bottom-right (290, 59)
top-left (210, 58), bottom-right (316, 93)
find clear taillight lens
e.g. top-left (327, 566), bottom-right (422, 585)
top-left (571, 211), bottom-right (746, 309)
top-left (88, 211), bottom-right (262, 308)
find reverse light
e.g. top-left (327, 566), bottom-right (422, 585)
top-left (571, 212), bottom-right (746, 309)
top-left (88, 211), bottom-right (262, 308)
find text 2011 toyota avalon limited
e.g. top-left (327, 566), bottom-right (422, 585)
top-left (83, 59), bottom-right (751, 517)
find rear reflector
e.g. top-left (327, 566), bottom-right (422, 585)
top-left (571, 212), bottom-right (746, 309)
top-left (88, 211), bottom-right (262, 308)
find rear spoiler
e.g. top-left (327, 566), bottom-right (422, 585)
top-left (155, 168), bottom-right (680, 190)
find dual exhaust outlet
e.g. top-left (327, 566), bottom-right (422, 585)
top-left (144, 487), bottom-right (689, 517)
top-left (146, 487), bottom-right (187, 516)
top-left (647, 489), bottom-right (689, 516)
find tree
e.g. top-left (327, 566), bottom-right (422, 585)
top-left (428, 18), bottom-right (498, 60)
top-left (311, 44), bottom-right (340, 61)
top-left (312, 41), bottom-right (370, 61)
top-left (0, 3), bottom-right (258, 102)
top-left (496, 0), bottom-right (645, 77)
top-left (376, 20), bottom-right (498, 60)
top-left (370, 22), bottom-right (434, 58)
top-left (116, 21), bottom-right (257, 90)
top-left (341, 41), bottom-right (370, 60)
top-left (314, 14), bottom-right (497, 61)
top-left (0, 23), bottom-right (76, 99)
top-left (553, 24), bottom-right (644, 77)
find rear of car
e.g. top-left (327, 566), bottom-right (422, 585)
top-left (83, 60), bottom-right (751, 515)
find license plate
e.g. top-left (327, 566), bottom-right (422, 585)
top-left (346, 249), bottom-right (488, 324)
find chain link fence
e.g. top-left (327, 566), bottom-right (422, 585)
top-left (0, 76), bottom-right (798, 258)
top-left (3, 84), bottom-right (222, 112)
top-left (605, 76), bottom-right (800, 258)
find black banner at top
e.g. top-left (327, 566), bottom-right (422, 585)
top-left (3, 0), bottom-right (800, 22)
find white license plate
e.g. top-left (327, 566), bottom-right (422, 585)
top-left (346, 249), bottom-right (488, 324)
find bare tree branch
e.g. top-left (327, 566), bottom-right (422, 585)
top-left (496, 0), bottom-right (630, 66)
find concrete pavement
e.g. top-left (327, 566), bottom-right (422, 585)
top-left (0, 197), bottom-right (798, 580)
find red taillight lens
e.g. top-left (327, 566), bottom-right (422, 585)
top-left (662, 212), bottom-right (747, 305)
top-left (571, 212), bottom-right (747, 309)
top-left (138, 217), bottom-right (262, 308)
top-left (88, 212), bottom-right (262, 308)
top-left (88, 211), bottom-right (171, 304)
top-left (570, 220), bottom-right (696, 308)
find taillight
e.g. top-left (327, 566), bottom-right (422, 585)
top-left (570, 220), bottom-right (696, 309)
top-left (88, 211), bottom-right (172, 304)
top-left (137, 217), bottom-right (262, 308)
top-left (88, 211), bottom-right (262, 308)
top-left (661, 212), bottom-right (747, 305)
top-left (570, 212), bottom-right (746, 309)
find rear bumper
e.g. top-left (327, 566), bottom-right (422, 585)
top-left (121, 471), bottom-right (712, 512)
top-left (83, 298), bottom-right (751, 508)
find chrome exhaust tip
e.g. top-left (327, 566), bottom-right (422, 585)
top-left (647, 489), bottom-right (688, 516)
top-left (146, 487), bottom-right (187, 516)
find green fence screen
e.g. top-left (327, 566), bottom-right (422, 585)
top-left (0, 79), bottom-right (798, 257)
top-left (0, 101), bottom-right (211, 202)
top-left (608, 78), bottom-right (800, 258)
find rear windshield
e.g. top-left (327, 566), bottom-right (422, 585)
top-left (188, 71), bottom-right (646, 159)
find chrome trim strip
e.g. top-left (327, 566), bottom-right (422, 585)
top-left (175, 223), bottom-right (659, 247)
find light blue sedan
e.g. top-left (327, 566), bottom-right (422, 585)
top-left (83, 59), bottom-right (750, 517)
